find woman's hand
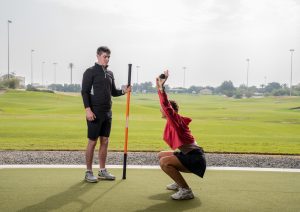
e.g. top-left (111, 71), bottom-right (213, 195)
top-left (156, 70), bottom-right (169, 90)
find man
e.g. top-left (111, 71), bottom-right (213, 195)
top-left (81, 46), bottom-right (131, 183)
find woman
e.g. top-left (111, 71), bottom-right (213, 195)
top-left (156, 70), bottom-right (206, 200)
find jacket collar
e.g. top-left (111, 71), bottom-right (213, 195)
top-left (95, 63), bottom-right (108, 70)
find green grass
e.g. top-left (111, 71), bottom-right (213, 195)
top-left (0, 168), bottom-right (299, 211)
top-left (0, 90), bottom-right (300, 154)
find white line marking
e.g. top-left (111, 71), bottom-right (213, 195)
top-left (0, 165), bottom-right (299, 172)
top-left (207, 167), bottom-right (300, 172)
top-left (0, 165), bottom-right (159, 169)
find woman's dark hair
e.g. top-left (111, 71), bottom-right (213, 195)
top-left (97, 46), bottom-right (111, 55)
top-left (169, 100), bottom-right (179, 112)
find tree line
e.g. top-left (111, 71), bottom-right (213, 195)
top-left (1, 76), bottom-right (300, 97)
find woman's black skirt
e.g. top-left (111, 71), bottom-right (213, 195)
top-left (174, 148), bottom-right (206, 178)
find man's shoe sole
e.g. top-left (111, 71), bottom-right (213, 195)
top-left (98, 176), bottom-right (116, 180)
top-left (85, 178), bottom-right (98, 183)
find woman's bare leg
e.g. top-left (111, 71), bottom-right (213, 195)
top-left (158, 151), bottom-right (174, 159)
top-left (159, 155), bottom-right (190, 189)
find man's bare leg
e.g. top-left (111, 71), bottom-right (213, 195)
top-left (86, 139), bottom-right (97, 171)
top-left (98, 136), bottom-right (115, 180)
top-left (99, 136), bottom-right (109, 169)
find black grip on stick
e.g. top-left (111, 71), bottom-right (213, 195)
top-left (122, 153), bottom-right (127, 179)
top-left (128, 64), bottom-right (132, 86)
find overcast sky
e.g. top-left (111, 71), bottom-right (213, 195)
top-left (0, 0), bottom-right (299, 88)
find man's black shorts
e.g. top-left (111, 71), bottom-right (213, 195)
top-left (87, 110), bottom-right (112, 140)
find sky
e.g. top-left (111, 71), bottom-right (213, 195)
top-left (0, 0), bottom-right (300, 88)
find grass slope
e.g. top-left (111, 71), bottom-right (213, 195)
top-left (0, 90), bottom-right (300, 154)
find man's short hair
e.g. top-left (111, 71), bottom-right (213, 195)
top-left (169, 100), bottom-right (179, 112)
top-left (97, 46), bottom-right (111, 55)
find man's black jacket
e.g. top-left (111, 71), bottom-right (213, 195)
top-left (81, 63), bottom-right (123, 112)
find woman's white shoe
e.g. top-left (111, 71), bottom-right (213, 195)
top-left (171, 187), bottom-right (194, 200)
top-left (166, 182), bottom-right (179, 190)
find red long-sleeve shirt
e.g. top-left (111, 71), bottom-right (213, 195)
top-left (158, 90), bottom-right (195, 150)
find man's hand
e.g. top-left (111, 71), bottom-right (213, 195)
top-left (85, 107), bottom-right (96, 121)
top-left (156, 70), bottom-right (169, 91)
top-left (123, 85), bottom-right (132, 94)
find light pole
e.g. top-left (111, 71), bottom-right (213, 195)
top-left (264, 76), bottom-right (267, 95)
top-left (69, 63), bottom-right (74, 84)
top-left (30, 49), bottom-right (34, 85)
top-left (183, 66), bottom-right (186, 88)
top-left (53, 62), bottom-right (57, 84)
top-left (246, 58), bottom-right (250, 91)
top-left (289, 49), bottom-right (295, 96)
top-left (7, 20), bottom-right (12, 79)
top-left (42, 61), bottom-right (45, 86)
top-left (136, 65), bottom-right (140, 92)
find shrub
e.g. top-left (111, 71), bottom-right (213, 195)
top-left (26, 84), bottom-right (54, 93)
top-left (26, 84), bottom-right (39, 91)
top-left (0, 78), bottom-right (20, 89)
top-left (234, 90), bottom-right (243, 99)
top-left (245, 91), bottom-right (253, 98)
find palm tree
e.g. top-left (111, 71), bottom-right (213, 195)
top-left (69, 63), bottom-right (74, 84)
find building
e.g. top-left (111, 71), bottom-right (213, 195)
top-left (200, 88), bottom-right (213, 95)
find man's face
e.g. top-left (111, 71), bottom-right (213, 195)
top-left (97, 52), bottom-right (110, 66)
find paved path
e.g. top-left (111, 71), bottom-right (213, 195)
top-left (1, 151), bottom-right (299, 168)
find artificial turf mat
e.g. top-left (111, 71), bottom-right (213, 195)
top-left (0, 168), bottom-right (299, 211)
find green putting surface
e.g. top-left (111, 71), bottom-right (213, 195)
top-left (0, 168), bottom-right (299, 212)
